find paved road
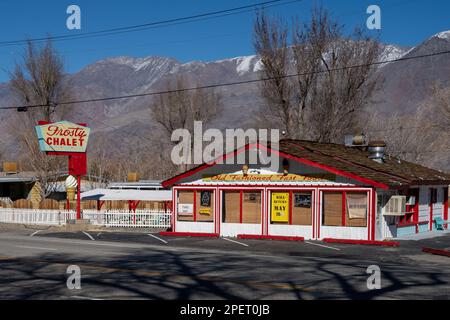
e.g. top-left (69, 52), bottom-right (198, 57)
top-left (0, 229), bottom-right (449, 300)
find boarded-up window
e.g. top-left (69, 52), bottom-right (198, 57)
top-left (346, 193), bottom-right (367, 227)
top-left (242, 192), bottom-right (261, 224)
top-left (292, 192), bottom-right (312, 226)
top-left (196, 191), bottom-right (214, 222)
top-left (177, 191), bottom-right (194, 222)
top-left (223, 191), bottom-right (240, 223)
top-left (323, 192), bottom-right (343, 226)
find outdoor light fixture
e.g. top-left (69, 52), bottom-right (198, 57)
top-left (282, 159), bottom-right (289, 175)
top-left (242, 164), bottom-right (249, 176)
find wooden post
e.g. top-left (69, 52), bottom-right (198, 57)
top-left (76, 175), bottom-right (81, 220)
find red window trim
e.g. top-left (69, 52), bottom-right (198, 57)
top-left (444, 187), bottom-right (449, 228)
top-left (176, 188), bottom-right (215, 223)
top-left (193, 191), bottom-right (197, 222)
top-left (270, 189), bottom-right (313, 226)
top-left (289, 190), bottom-right (293, 225)
top-left (223, 189), bottom-right (262, 225)
top-left (342, 192), bottom-right (347, 227)
top-left (239, 190), bottom-right (243, 224)
top-left (323, 191), bottom-right (368, 228)
top-left (398, 188), bottom-right (419, 226)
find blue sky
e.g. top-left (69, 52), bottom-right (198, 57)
top-left (0, 0), bottom-right (449, 82)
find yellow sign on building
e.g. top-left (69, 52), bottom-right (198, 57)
top-left (271, 192), bottom-right (289, 222)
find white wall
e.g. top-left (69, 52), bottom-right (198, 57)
top-left (320, 226), bottom-right (368, 240)
top-left (268, 225), bottom-right (313, 239)
top-left (176, 221), bottom-right (215, 233)
top-left (220, 223), bottom-right (261, 237)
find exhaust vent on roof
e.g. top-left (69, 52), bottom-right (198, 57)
top-left (368, 141), bottom-right (386, 163)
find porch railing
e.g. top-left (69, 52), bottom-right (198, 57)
top-left (0, 208), bottom-right (171, 228)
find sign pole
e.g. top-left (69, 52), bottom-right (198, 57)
top-left (36, 121), bottom-right (90, 223)
top-left (76, 175), bottom-right (81, 220)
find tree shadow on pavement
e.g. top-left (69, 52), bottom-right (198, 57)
top-left (0, 247), bottom-right (448, 300)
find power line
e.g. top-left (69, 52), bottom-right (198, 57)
top-left (2, 48), bottom-right (449, 111)
top-left (0, 0), bottom-right (300, 47)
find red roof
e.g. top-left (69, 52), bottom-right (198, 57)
top-left (162, 140), bottom-right (450, 189)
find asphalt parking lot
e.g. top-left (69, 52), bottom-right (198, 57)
top-left (34, 228), bottom-right (450, 263)
top-left (0, 226), bottom-right (449, 299)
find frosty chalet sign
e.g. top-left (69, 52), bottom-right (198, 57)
top-left (35, 121), bottom-right (90, 153)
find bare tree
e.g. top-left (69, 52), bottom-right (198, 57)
top-left (423, 82), bottom-right (450, 131)
top-left (150, 75), bottom-right (221, 172)
top-left (365, 111), bottom-right (438, 164)
top-left (253, 13), bottom-right (294, 137)
top-left (9, 40), bottom-right (73, 199)
top-left (254, 8), bottom-right (382, 142)
top-left (87, 136), bottom-right (115, 187)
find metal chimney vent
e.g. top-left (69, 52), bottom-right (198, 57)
top-left (368, 141), bottom-right (386, 163)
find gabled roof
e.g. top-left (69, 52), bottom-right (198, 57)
top-left (162, 140), bottom-right (450, 189)
top-left (278, 140), bottom-right (450, 188)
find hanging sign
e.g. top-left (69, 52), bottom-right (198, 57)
top-left (271, 192), bottom-right (289, 222)
top-left (35, 121), bottom-right (90, 153)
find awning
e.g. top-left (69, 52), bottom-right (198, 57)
top-left (80, 188), bottom-right (172, 201)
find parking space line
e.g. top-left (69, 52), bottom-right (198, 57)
top-left (82, 231), bottom-right (95, 241)
top-left (222, 237), bottom-right (249, 247)
top-left (148, 233), bottom-right (168, 244)
top-left (17, 245), bottom-right (57, 251)
top-left (70, 295), bottom-right (104, 300)
top-left (305, 241), bottom-right (341, 251)
top-left (30, 230), bottom-right (42, 237)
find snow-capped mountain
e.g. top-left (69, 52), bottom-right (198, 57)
top-left (378, 44), bottom-right (410, 63)
top-left (0, 31), bottom-right (449, 165)
top-left (373, 30), bottom-right (450, 115)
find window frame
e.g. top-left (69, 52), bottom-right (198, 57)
top-left (221, 189), bottom-right (263, 224)
top-left (322, 191), bottom-right (369, 228)
top-left (269, 189), bottom-right (313, 226)
top-left (176, 189), bottom-right (215, 223)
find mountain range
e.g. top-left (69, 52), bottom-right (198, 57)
top-left (0, 30), bottom-right (449, 170)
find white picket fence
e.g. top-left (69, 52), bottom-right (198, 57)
top-left (0, 209), bottom-right (76, 225)
top-left (0, 208), bottom-right (171, 228)
top-left (82, 209), bottom-right (171, 228)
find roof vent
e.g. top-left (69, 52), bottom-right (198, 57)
top-left (345, 134), bottom-right (367, 147)
top-left (368, 141), bottom-right (386, 163)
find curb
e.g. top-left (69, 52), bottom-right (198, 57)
top-left (159, 232), bottom-right (219, 238)
top-left (322, 238), bottom-right (400, 247)
top-left (422, 247), bottom-right (450, 257)
top-left (237, 234), bottom-right (304, 241)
